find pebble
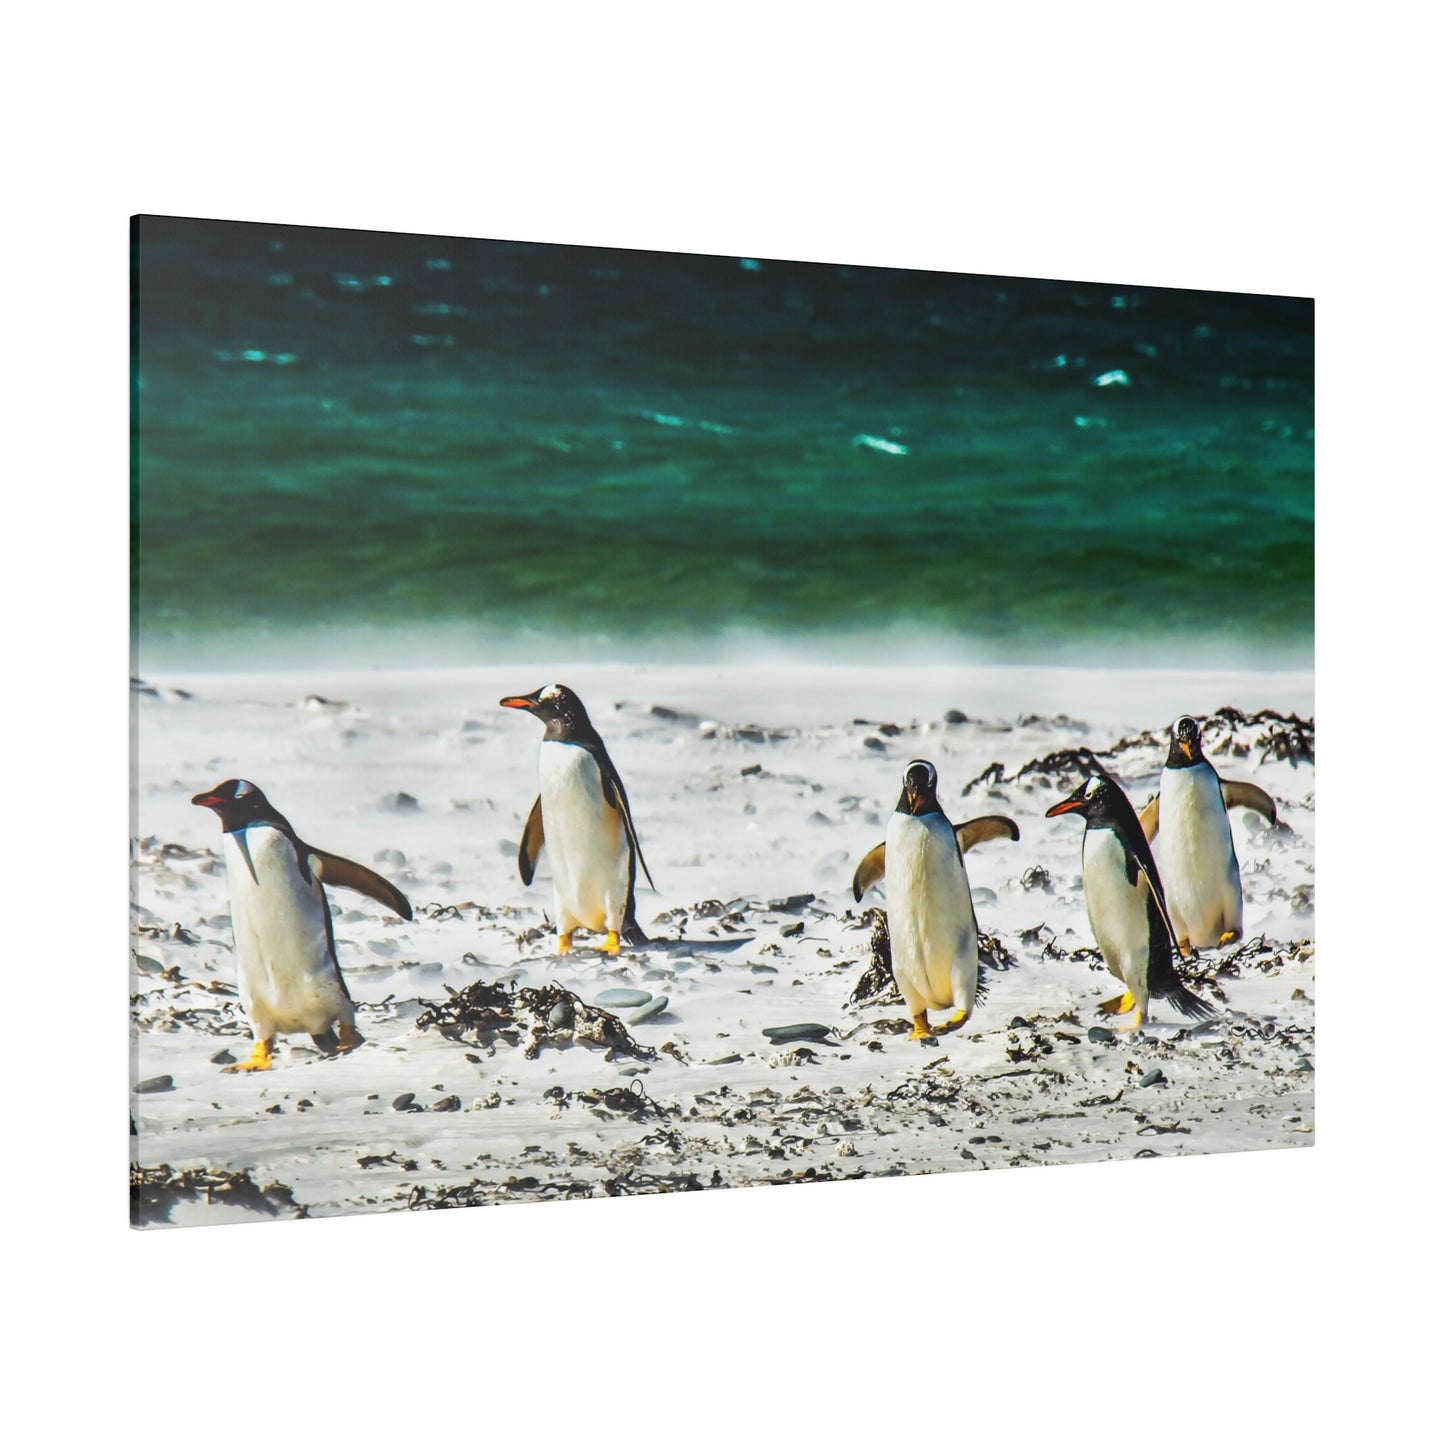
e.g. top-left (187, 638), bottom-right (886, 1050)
top-left (780, 922), bottom-right (805, 938)
top-left (944, 709), bottom-right (968, 724)
top-left (381, 792), bottom-right (421, 813)
top-left (210, 1049), bottom-right (236, 1065)
top-left (1138, 1068), bottom-right (1165, 1089)
top-left (431, 1095), bottom-right (462, 1112)
top-left (134, 955), bottom-right (164, 975)
top-left (391, 1092), bottom-right (418, 1112)
top-left (546, 1002), bottom-right (573, 1030)
top-left (763, 1023), bottom-right (831, 1043)
top-left (133, 1075), bottom-right (174, 1094)
top-left (373, 848), bottom-right (407, 867)
top-left (595, 988), bottom-right (651, 1008)
top-left (740, 764), bottom-right (762, 776)
top-left (828, 1085), bottom-right (845, 1095)
top-left (972, 887), bottom-right (997, 905)
top-left (1009, 1016), bottom-right (1029, 1029)
top-left (969, 1135), bottom-right (987, 1145)
top-left (628, 996), bottom-right (669, 1024)
top-left (863, 737), bottom-right (887, 752)
top-left (1087, 1026), bottom-right (1114, 1044)
top-left (706, 1053), bottom-right (744, 1065)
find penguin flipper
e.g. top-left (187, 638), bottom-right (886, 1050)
top-left (1117, 824), bottom-right (1183, 959)
top-left (519, 796), bottom-right (545, 886)
top-left (851, 842), bottom-right (887, 903)
top-left (1221, 779), bottom-right (1277, 827)
top-left (955, 814), bottom-right (1020, 852)
top-left (1138, 794), bottom-right (1160, 842)
top-left (594, 747), bottom-right (656, 891)
top-left (306, 849), bottom-right (413, 921)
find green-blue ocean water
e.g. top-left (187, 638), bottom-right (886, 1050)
top-left (132, 217), bottom-right (1313, 669)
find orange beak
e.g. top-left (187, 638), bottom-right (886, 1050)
top-left (499, 696), bottom-right (534, 709)
top-left (1046, 799), bottom-right (1083, 817)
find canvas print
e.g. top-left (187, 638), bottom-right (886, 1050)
top-left (130, 216), bottom-right (1314, 1227)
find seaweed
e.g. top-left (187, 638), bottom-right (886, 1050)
top-left (414, 979), bottom-right (657, 1062)
top-left (130, 1164), bottom-right (303, 1226)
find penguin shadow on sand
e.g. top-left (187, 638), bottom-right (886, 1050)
top-left (500, 682), bottom-right (756, 970)
top-left (851, 758), bottom-right (1020, 1043)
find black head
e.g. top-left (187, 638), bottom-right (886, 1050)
top-left (895, 759), bottom-right (942, 817)
top-left (1045, 772), bottom-right (1128, 828)
top-left (499, 683), bottom-right (593, 740)
top-left (191, 778), bottom-right (278, 833)
top-left (1167, 715), bottom-right (1203, 768)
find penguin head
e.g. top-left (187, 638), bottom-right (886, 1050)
top-left (191, 778), bottom-right (274, 832)
top-left (1167, 715), bottom-right (1203, 767)
top-left (500, 683), bottom-right (592, 737)
top-left (896, 759), bottom-right (941, 816)
top-left (1046, 772), bottom-right (1123, 827)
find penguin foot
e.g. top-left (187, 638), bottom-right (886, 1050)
top-left (909, 1014), bottom-right (934, 1041)
top-left (601, 931), bottom-right (621, 955)
top-left (1097, 992), bottom-right (1137, 1017)
top-left (1115, 1008), bottom-right (1145, 1034)
top-left (1218, 930), bottom-right (1240, 947)
top-left (336, 1023), bottom-right (363, 1054)
top-left (557, 932), bottom-right (574, 956)
top-left (934, 1009), bottom-right (970, 1035)
top-left (1178, 939), bottom-right (1194, 958)
top-left (223, 1039), bottom-right (275, 1073)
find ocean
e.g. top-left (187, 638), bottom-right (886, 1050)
top-left (132, 216), bottom-right (1313, 671)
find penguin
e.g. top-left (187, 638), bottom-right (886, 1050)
top-left (500, 684), bottom-right (653, 955)
top-left (1141, 715), bottom-right (1277, 955)
top-left (191, 779), bottom-right (412, 1072)
top-left (1046, 773), bottom-right (1212, 1031)
top-left (851, 759), bottom-right (1019, 1041)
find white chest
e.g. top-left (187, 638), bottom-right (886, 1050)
top-left (1082, 827), bottom-right (1150, 958)
top-left (222, 824), bottom-right (338, 1020)
top-left (537, 739), bottom-right (628, 916)
top-left (885, 812), bottom-right (976, 993)
top-left (1156, 765), bottom-right (1235, 874)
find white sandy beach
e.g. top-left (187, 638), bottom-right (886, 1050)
top-left (130, 663), bottom-right (1315, 1226)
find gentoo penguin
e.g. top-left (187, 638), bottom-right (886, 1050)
top-left (1141, 715), bottom-right (1277, 955)
top-left (1046, 773), bottom-right (1211, 1031)
top-left (192, 779), bottom-right (412, 1071)
top-left (500, 683), bottom-right (653, 955)
top-left (851, 759), bottom-right (1019, 1040)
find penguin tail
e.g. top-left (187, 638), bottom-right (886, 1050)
top-left (621, 919), bottom-right (649, 947)
top-left (1146, 905), bottom-right (1214, 1022)
top-left (1163, 981), bottom-right (1215, 1023)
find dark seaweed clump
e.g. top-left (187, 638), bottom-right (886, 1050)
top-left (415, 980), bottom-right (656, 1061)
top-left (131, 1164), bottom-right (302, 1226)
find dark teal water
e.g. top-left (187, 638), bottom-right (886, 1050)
top-left (133, 216), bottom-right (1313, 668)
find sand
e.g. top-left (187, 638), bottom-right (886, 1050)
top-left (130, 663), bottom-right (1314, 1227)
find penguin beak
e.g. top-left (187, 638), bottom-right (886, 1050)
top-left (191, 791), bottom-right (223, 810)
top-left (500, 692), bottom-right (539, 712)
top-left (1046, 798), bottom-right (1083, 818)
top-left (1181, 739), bottom-right (1195, 762)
